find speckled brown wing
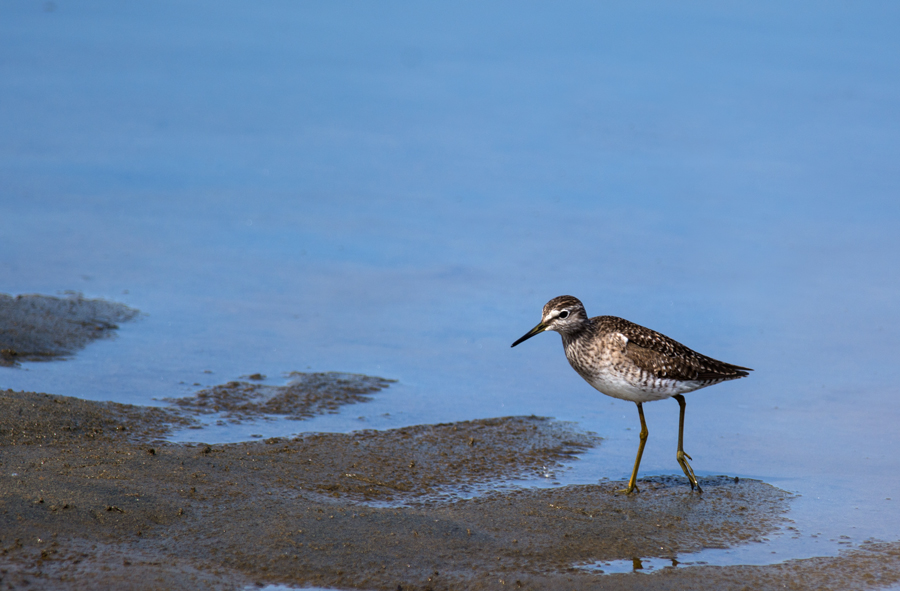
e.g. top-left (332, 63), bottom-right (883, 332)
top-left (597, 316), bottom-right (752, 382)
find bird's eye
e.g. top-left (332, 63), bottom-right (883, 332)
top-left (559, 310), bottom-right (570, 319)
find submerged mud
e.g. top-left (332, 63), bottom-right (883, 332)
top-left (0, 293), bottom-right (138, 366)
top-left (165, 372), bottom-right (395, 422)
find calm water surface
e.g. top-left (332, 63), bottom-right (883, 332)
top-left (2, 0), bottom-right (900, 572)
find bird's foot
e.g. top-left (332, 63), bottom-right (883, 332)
top-left (615, 482), bottom-right (640, 495)
top-left (676, 450), bottom-right (702, 493)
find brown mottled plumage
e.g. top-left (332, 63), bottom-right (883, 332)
top-left (512, 295), bottom-right (751, 494)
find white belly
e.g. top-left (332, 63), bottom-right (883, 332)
top-left (584, 370), bottom-right (704, 403)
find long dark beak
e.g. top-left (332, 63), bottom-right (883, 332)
top-left (511, 321), bottom-right (547, 347)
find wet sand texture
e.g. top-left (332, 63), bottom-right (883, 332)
top-left (0, 390), bottom-right (196, 446)
top-left (9, 389), bottom-right (899, 590)
top-left (0, 294), bottom-right (138, 366)
top-left (165, 372), bottom-right (395, 422)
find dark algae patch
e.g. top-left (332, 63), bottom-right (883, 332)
top-left (0, 293), bottom-right (139, 366)
top-left (1, 390), bottom-right (899, 590)
top-left (165, 371), bottom-right (395, 422)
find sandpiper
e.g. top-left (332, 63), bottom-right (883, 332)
top-left (511, 295), bottom-right (751, 494)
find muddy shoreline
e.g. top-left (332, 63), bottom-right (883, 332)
top-left (1, 389), bottom-right (898, 590)
top-left (0, 294), bottom-right (139, 367)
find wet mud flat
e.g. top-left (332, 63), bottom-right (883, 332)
top-left (0, 294), bottom-right (138, 367)
top-left (2, 391), bottom-right (899, 590)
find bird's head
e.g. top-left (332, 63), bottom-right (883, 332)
top-left (511, 295), bottom-right (587, 347)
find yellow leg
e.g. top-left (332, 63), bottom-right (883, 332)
top-left (674, 394), bottom-right (702, 493)
top-left (618, 402), bottom-right (648, 494)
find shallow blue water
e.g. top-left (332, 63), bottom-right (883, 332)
top-left (2, 0), bottom-right (900, 572)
